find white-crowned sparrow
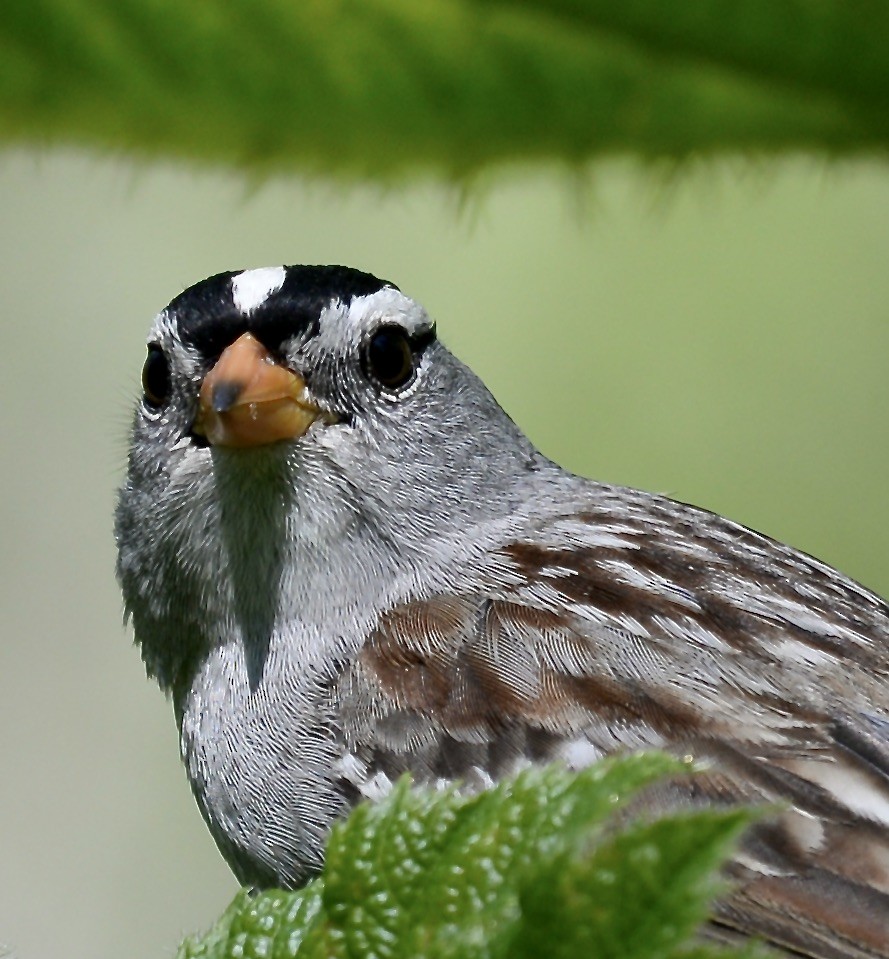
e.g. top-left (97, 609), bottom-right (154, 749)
top-left (116, 265), bottom-right (889, 958)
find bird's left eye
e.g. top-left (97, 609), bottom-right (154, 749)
top-left (365, 326), bottom-right (415, 391)
top-left (142, 346), bottom-right (170, 407)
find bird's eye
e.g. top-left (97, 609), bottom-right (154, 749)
top-left (365, 326), bottom-right (415, 391)
top-left (142, 346), bottom-right (170, 407)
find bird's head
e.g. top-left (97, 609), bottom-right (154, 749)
top-left (115, 266), bottom-right (539, 692)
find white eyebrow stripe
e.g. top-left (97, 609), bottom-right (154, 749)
top-left (232, 266), bottom-right (286, 315)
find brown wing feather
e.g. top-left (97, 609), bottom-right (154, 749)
top-left (333, 500), bottom-right (889, 957)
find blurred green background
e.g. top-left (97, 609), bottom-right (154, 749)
top-left (1, 152), bottom-right (888, 959)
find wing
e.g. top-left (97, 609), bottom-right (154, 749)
top-left (332, 490), bottom-right (889, 958)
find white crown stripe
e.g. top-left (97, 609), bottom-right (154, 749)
top-left (232, 266), bottom-right (286, 315)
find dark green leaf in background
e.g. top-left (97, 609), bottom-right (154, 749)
top-left (0, 0), bottom-right (887, 178)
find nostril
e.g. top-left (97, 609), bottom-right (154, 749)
top-left (211, 381), bottom-right (243, 414)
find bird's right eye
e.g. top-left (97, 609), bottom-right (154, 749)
top-left (364, 326), bottom-right (415, 392)
top-left (142, 346), bottom-right (170, 408)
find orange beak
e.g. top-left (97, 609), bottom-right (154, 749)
top-left (192, 333), bottom-right (322, 447)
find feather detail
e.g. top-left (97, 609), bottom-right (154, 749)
top-left (332, 501), bottom-right (889, 957)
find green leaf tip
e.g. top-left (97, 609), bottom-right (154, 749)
top-left (177, 753), bottom-right (762, 959)
top-left (1, 0), bottom-right (886, 178)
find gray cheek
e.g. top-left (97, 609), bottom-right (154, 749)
top-left (116, 436), bottom-right (222, 677)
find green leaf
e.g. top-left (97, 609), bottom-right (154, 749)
top-left (510, 808), bottom-right (752, 959)
top-left (175, 754), bottom-right (762, 959)
top-left (177, 886), bottom-right (326, 959)
top-left (0, 0), bottom-right (886, 178)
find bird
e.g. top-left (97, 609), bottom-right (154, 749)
top-left (116, 264), bottom-right (889, 958)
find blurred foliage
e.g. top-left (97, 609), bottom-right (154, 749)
top-left (176, 755), bottom-right (758, 959)
top-left (0, 0), bottom-right (887, 178)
